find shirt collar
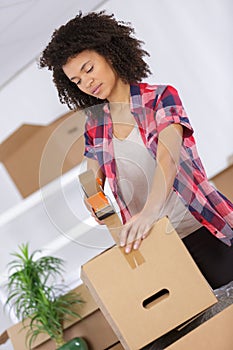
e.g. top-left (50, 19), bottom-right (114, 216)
top-left (101, 83), bottom-right (143, 115)
top-left (130, 83), bottom-right (144, 117)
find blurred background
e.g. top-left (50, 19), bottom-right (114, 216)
top-left (0, 1), bottom-right (232, 349)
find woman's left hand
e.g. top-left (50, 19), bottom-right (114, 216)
top-left (119, 209), bottom-right (157, 253)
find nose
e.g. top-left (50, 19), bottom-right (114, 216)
top-left (86, 78), bottom-right (94, 89)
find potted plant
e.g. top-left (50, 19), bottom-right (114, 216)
top-left (5, 243), bottom-right (89, 350)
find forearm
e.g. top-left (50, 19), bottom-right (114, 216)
top-left (141, 151), bottom-right (178, 221)
top-left (142, 123), bottom-right (182, 220)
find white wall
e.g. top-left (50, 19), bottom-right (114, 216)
top-left (0, 63), bottom-right (69, 142)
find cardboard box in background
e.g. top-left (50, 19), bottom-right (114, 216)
top-left (209, 163), bottom-right (233, 203)
top-left (81, 217), bottom-right (217, 350)
top-left (6, 284), bottom-right (118, 350)
top-left (0, 110), bottom-right (85, 198)
top-left (227, 153), bottom-right (233, 166)
top-left (165, 304), bottom-right (233, 350)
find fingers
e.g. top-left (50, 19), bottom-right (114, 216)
top-left (124, 237), bottom-right (142, 253)
top-left (123, 235), bottom-right (144, 254)
top-left (90, 207), bottom-right (106, 225)
top-left (119, 224), bottom-right (131, 248)
top-left (120, 219), bottom-right (137, 249)
top-left (132, 238), bottom-right (142, 250)
top-left (84, 198), bottom-right (105, 225)
top-left (120, 219), bottom-right (150, 253)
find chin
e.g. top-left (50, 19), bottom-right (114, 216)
top-left (97, 93), bottom-right (108, 100)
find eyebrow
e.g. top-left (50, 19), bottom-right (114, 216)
top-left (70, 60), bottom-right (91, 81)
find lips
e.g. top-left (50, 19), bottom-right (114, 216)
top-left (91, 84), bottom-right (102, 95)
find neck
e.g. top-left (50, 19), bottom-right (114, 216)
top-left (108, 80), bottom-right (130, 103)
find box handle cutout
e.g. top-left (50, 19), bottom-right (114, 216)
top-left (142, 289), bottom-right (169, 309)
top-left (68, 127), bottom-right (78, 134)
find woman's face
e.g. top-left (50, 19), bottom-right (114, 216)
top-left (62, 50), bottom-right (120, 101)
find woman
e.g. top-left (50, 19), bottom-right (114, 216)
top-left (40, 11), bottom-right (233, 289)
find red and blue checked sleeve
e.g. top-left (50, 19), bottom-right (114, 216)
top-left (84, 121), bottom-right (98, 161)
top-left (155, 85), bottom-right (194, 138)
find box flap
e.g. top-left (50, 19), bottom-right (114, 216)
top-left (0, 124), bottom-right (42, 162)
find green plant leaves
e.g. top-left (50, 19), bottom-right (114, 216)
top-left (5, 243), bottom-right (84, 349)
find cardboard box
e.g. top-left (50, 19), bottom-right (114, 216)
top-left (109, 343), bottom-right (124, 350)
top-left (209, 164), bottom-right (233, 203)
top-left (81, 217), bottom-right (217, 350)
top-left (6, 284), bottom-right (118, 350)
top-left (165, 304), bottom-right (233, 350)
top-left (227, 153), bottom-right (233, 166)
top-left (0, 110), bottom-right (85, 198)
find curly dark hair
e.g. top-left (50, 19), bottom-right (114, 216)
top-left (39, 11), bottom-right (151, 109)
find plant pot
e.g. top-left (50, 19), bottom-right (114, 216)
top-left (58, 337), bottom-right (89, 350)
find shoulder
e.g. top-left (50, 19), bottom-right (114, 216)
top-left (133, 82), bottom-right (179, 98)
top-left (143, 83), bottom-right (180, 97)
top-left (132, 83), bottom-right (180, 108)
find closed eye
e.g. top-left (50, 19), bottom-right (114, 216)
top-left (87, 66), bottom-right (93, 73)
top-left (74, 66), bottom-right (93, 86)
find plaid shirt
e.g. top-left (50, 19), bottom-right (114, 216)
top-left (84, 83), bottom-right (233, 246)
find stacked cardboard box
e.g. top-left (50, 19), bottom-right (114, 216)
top-left (0, 110), bottom-right (85, 197)
top-left (5, 284), bottom-right (118, 350)
top-left (209, 163), bottom-right (233, 203)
